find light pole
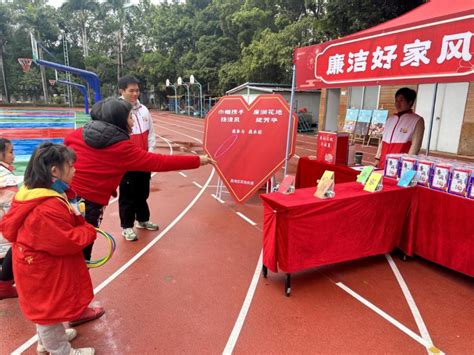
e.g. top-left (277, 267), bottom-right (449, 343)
top-left (190, 74), bottom-right (203, 118)
top-left (177, 76), bottom-right (190, 116)
top-left (165, 79), bottom-right (178, 114)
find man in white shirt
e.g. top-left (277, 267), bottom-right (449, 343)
top-left (118, 75), bottom-right (158, 241)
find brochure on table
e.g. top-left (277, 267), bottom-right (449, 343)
top-left (448, 167), bottom-right (471, 197)
top-left (416, 160), bottom-right (434, 187)
top-left (356, 166), bottom-right (374, 184)
top-left (315, 170), bottom-right (335, 199)
top-left (364, 173), bottom-right (383, 192)
top-left (278, 175), bottom-right (295, 194)
top-left (383, 153), bottom-right (474, 200)
top-left (384, 156), bottom-right (400, 179)
top-left (398, 170), bottom-right (417, 187)
top-left (399, 157), bottom-right (417, 179)
top-left (431, 164), bottom-right (452, 191)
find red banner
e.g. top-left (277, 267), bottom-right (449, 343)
top-left (295, 16), bottom-right (474, 89)
top-left (203, 95), bottom-right (297, 203)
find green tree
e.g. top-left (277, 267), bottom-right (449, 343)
top-left (60, 0), bottom-right (99, 58)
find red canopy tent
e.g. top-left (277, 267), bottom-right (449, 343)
top-left (294, 0), bottom-right (473, 89)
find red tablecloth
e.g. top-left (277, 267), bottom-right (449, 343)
top-left (261, 180), bottom-right (413, 273)
top-left (407, 187), bottom-right (474, 277)
top-left (295, 157), bottom-right (360, 189)
top-left (262, 173), bottom-right (474, 277)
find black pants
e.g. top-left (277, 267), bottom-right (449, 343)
top-left (0, 247), bottom-right (13, 281)
top-left (82, 199), bottom-right (105, 261)
top-left (119, 171), bottom-right (151, 229)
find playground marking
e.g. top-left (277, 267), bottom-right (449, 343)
top-left (236, 212), bottom-right (257, 226)
top-left (154, 123), bottom-right (202, 143)
top-left (336, 282), bottom-right (443, 354)
top-left (223, 251), bottom-right (263, 355)
top-left (193, 181), bottom-right (203, 188)
top-left (179, 172), bottom-right (188, 177)
top-left (385, 254), bottom-right (435, 352)
top-left (211, 194), bottom-right (225, 203)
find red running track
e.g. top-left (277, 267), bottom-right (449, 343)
top-left (1, 111), bottom-right (472, 354)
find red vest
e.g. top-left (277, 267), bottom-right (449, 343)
top-left (379, 111), bottom-right (422, 169)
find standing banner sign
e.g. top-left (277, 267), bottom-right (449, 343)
top-left (203, 94), bottom-right (297, 203)
top-left (294, 16), bottom-right (473, 89)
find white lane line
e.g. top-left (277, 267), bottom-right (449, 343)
top-left (336, 282), bottom-right (443, 353)
top-left (211, 194), bottom-right (225, 203)
top-left (193, 181), bottom-right (203, 189)
top-left (385, 254), bottom-right (436, 353)
top-left (154, 123), bottom-right (203, 143)
top-left (155, 115), bottom-right (204, 129)
top-left (179, 172), bottom-right (187, 177)
top-left (223, 251), bottom-right (263, 355)
top-left (93, 169), bottom-right (215, 294)
top-left (157, 121), bottom-right (203, 134)
top-left (236, 212), bottom-right (257, 226)
top-left (157, 134), bottom-right (174, 155)
top-left (11, 337), bottom-right (37, 355)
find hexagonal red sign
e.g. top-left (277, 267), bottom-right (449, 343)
top-left (203, 94), bottom-right (297, 203)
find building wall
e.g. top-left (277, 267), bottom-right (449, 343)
top-left (378, 84), bottom-right (418, 112)
top-left (337, 88), bottom-right (349, 131)
top-left (318, 89), bottom-right (327, 130)
top-left (318, 83), bottom-right (474, 157)
top-left (291, 92), bottom-right (320, 125)
top-left (318, 88), bottom-right (350, 131)
top-left (458, 82), bottom-right (474, 156)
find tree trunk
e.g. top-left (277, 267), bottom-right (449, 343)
top-left (117, 30), bottom-right (123, 82)
top-left (82, 24), bottom-right (88, 57)
top-left (0, 43), bottom-right (9, 103)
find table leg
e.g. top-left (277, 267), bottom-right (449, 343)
top-left (285, 273), bottom-right (291, 297)
top-left (262, 265), bottom-right (268, 278)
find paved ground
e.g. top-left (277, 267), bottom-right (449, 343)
top-left (1, 111), bottom-right (472, 354)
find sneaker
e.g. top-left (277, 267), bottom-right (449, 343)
top-left (70, 348), bottom-right (95, 355)
top-left (37, 328), bottom-right (77, 353)
top-left (122, 228), bottom-right (138, 241)
top-left (69, 306), bottom-right (105, 327)
top-left (135, 221), bottom-right (159, 231)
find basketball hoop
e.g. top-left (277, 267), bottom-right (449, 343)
top-left (49, 79), bottom-right (56, 86)
top-left (18, 58), bottom-right (33, 73)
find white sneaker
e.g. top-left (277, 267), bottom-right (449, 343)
top-left (37, 328), bottom-right (77, 353)
top-left (135, 221), bottom-right (159, 231)
top-left (122, 228), bottom-right (138, 241)
top-left (70, 348), bottom-right (95, 355)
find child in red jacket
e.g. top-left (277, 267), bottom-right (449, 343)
top-left (0, 142), bottom-right (97, 355)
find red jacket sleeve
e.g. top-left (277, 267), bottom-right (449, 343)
top-left (29, 200), bottom-right (97, 256)
top-left (120, 141), bottom-right (200, 172)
